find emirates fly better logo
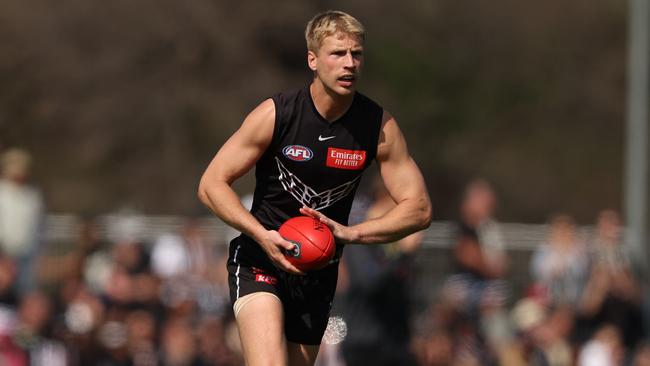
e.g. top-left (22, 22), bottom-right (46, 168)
top-left (326, 147), bottom-right (366, 170)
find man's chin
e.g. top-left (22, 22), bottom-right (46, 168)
top-left (316, 80), bottom-right (357, 97)
top-left (332, 84), bottom-right (356, 96)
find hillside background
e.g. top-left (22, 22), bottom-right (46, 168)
top-left (0, 0), bottom-right (634, 224)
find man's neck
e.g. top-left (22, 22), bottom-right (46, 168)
top-left (309, 81), bottom-right (354, 122)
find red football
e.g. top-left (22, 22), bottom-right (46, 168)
top-left (279, 216), bottom-right (335, 271)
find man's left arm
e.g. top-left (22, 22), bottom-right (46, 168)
top-left (301, 111), bottom-right (432, 244)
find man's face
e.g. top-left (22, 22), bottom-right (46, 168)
top-left (308, 32), bottom-right (364, 96)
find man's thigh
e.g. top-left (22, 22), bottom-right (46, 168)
top-left (235, 292), bottom-right (287, 366)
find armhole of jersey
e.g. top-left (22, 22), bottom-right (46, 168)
top-left (269, 95), bottom-right (283, 152)
top-left (253, 96), bottom-right (282, 170)
top-left (372, 106), bottom-right (385, 164)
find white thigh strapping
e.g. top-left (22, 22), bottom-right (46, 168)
top-left (233, 291), bottom-right (282, 319)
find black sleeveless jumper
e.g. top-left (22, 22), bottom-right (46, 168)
top-left (253, 86), bottom-right (382, 234)
top-left (227, 85), bottom-right (383, 345)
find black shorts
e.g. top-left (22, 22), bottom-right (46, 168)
top-left (227, 234), bottom-right (339, 345)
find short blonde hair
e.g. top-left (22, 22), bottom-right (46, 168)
top-left (305, 10), bottom-right (365, 52)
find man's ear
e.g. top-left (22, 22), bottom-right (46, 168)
top-left (307, 50), bottom-right (317, 71)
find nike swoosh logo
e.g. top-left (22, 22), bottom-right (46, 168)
top-left (318, 135), bottom-right (336, 141)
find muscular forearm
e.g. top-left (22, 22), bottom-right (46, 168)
top-left (349, 196), bottom-right (431, 244)
top-left (198, 181), bottom-right (267, 243)
top-left (199, 179), bottom-right (304, 275)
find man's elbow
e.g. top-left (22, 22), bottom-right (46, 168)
top-left (197, 187), bottom-right (208, 206)
top-left (415, 199), bottom-right (433, 231)
top-left (197, 178), bottom-right (211, 206)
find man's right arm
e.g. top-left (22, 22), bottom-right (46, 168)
top-left (197, 99), bottom-right (303, 274)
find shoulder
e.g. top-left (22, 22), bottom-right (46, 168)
top-left (235, 98), bottom-right (276, 145)
top-left (271, 87), bottom-right (307, 108)
top-left (246, 98), bottom-right (276, 123)
top-left (270, 87), bottom-right (308, 124)
top-left (353, 92), bottom-right (384, 152)
top-left (375, 108), bottom-right (406, 161)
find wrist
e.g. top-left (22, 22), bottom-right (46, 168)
top-left (345, 226), bottom-right (361, 244)
top-left (249, 226), bottom-right (272, 245)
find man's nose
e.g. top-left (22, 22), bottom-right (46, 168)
top-left (343, 51), bottom-right (355, 68)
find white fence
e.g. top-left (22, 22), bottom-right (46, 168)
top-left (44, 213), bottom-right (573, 250)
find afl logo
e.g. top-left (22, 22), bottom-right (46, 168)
top-left (282, 145), bottom-right (313, 162)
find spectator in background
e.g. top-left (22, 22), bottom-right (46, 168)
top-left (124, 310), bottom-right (158, 366)
top-left (0, 148), bottom-right (45, 294)
top-left (499, 296), bottom-right (574, 366)
top-left (448, 179), bottom-right (508, 305)
top-left (14, 290), bottom-right (69, 366)
top-left (531, 214), bottom-right (589, 307)
top-left (152, 219), bottom-right (230, 317)
top-left (61, 284), bottom-right (106, 364)
top-left (0, 253), bottom-right (18, 307)
top-left (453, 179), bottom-right (508, 281)
top-left (81, 211), bottom-right (146, 298)
top-left (37, 215), bottom-right (107, 294)
top-left (589, 210), bottom-right (633, 278)
top-left (577, 324), bottom-right (624, 366)
top-left (0, 325), bottom-right (27, 366)
top-left (441, 179), bottom-right (510, 363)
top-left (577, 209), bottom-right (644, 351)
top-left (0, 204), bottom-right (246, 366)
top-left (501, 297), bottom-right (550, 365)
top-left (195, 315), bottom-right (242, 366)
top-left (633, 341), bottom-right (650, 366)
top-left (341, 179), bottom-right (423, 366)
top-left (159, 317), bottom-right (203, 366)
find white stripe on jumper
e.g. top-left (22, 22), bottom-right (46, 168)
top-left (234, 243), bottom-right (241, 300)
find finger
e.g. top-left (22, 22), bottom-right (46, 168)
top-left (315, 213), bottom-right (335, 229)
top-left (277, 236), bottom-right (300, 252)
top-left (269, 230), bottom-right (299, 251)
top-left (300, 206), bottom-right (331, 226)
top-left (276, 256), bottom-right (305, 275)
top-left (286, 265), bottom-right (305, 276)
top-left (276, 237), bottom-right (292, 250)
top-left (299, 206), bottom-right (318, 218)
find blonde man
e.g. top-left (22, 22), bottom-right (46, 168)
top-left (198, 10), bottom-right (431, 366)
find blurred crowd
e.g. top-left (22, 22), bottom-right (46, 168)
top-left (0, 148), bottom-right (649, 366)
top-left (0, 149), bottom-right (241, 366)
top-left (403, 180), bottom-right (649, 366)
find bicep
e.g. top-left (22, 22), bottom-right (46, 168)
top-left (201, 99), bottom-right (275, 185)
top-left (376, 111), bottom-right (428, 204)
